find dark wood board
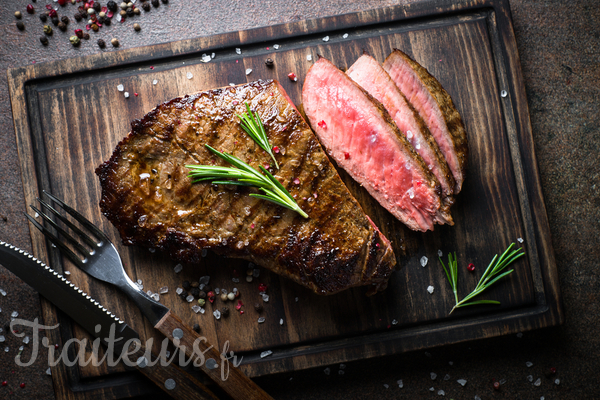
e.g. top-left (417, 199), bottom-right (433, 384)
top-left (7, 0), bottom-right (562, 398)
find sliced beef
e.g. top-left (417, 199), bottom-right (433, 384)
top-left (347, 53), bottom-right (455, 211)
top-left (302, 57), bottom-right (452, 232)
top-left (383, 49), bottom-right (468, 193)
top-left (96, 79), bottom-right (396, 295)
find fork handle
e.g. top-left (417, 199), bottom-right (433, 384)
top-left (155, 310), bottom-right (274, 400)
top-left (128, 342), bottom-right (219, 400)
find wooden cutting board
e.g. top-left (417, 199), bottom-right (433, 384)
top-left (7, 0), bottom-right (562, 398)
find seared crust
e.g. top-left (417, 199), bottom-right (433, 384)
top-left (96, 79), bottom-right (396, 295)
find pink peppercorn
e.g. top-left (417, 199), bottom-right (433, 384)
top-left (467, 263), bottom-right (475, 272)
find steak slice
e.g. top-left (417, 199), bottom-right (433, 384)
top-left (302, 57), bottom-right (452, 232)
top-left (383, 49), bottom-right (468, 193)
top-left (347, 53), bottom-right (455, 211)
top-left (96, 79), bottom-right (396, 295)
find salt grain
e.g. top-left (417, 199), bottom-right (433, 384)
top-left (307, 54), bottom-right (312, 61)
top-left (392, 319), bottom-right (398, 325)
top-left (262, 293), bottom-right (269, 302)
top-left (64, 271), bottom-right (71, 275)
top-left (420, 256), bottom-right (428, 267)
top-left (151, 293), bottom-right (160, 301)
top-left (11, 311), bottom-right (18, 318)
top-left (152, 79), bottom-right (158, 85)
top-left (474, 397), bottom-right (482, 400)
top-left (499, 378), bottom-right (507, 385)
top-left (534, 378), bottom-right (541, 386)
top-left (245, 68), bottom-right (253, 76)
top-left (526, 361), bottom-right (533, 367)
top-left (117, 84), bottom-right (124, 91)
top-left (397, 379), bottom-right (403, 388)
top-left (273, 44), bottom-right (280, 50)
top-left (431, 372), bottom-right (437, 380)
top-left (343, 33), bottom-right (349, 39)
top-left (0, 288), bottom-right (6, 296)
top-left (186, 295), bottom-right (194, 303)
top-left (253, 268), bottom-right (261, 278)
top-left (23, 336), bottom-right (30, 344)
top-left (213, 310), bottom-right (221, 319)
top-left (554, 379), bottom-right (560, 385)
top-left (324, 367), bottom-right (330, 375)
top-left (438, 250), bottom-right (443, 257)
top-left (258, 317), bottom-right (265, 324)
top-left (124, 92), bottom-right (130, 98)
top-left (427, 285), bottom-right (435, 294)
top-left (383, 384), bottom-right (389, 389)
top-left (186, 72), bottom-right (193, 80)
top-left (443, 374), bottom-right (450, 381)
top-left (438, 390), bottom-right (445, 396)
top-left (0, 336), bottom-right (5, 343)
top-left (215, 288), bottom-right (220, 295)
top-left (322, 36), bottom-right (330, 42)
top-left (528, 375), bottom-right (533, 382)
top-left (211, 53), bottom-right (215, 59)
top-left (46, 367), bottom-right (52, 376)
top-left (339, 363), bottom-right (346, 370)
top-left (429, 387), bottom-right (435, 392)
top-left (279, 318), bottom-right (284, 326)
top-left (501, 90), bottom-right (508, 97)
top-left (235, 48), bottom-right (241, 54)
top-left (517, 237), bottom-right (524, 243)
top-left (199, 276), bottom-right (210, 285)
top-left (3, 346), bottom-right (8, 352)
top-left (174, 264), bottom-right (183, 273)
top-left (457, 378), bottom-right (467, 386)
top-left (232, 277), bottom-right (240, 283)
top-left (159, 286), bottom-right (169, 294)
top-left (176, 287), bottom-right (183, 295)
top-left (260, 350), bottom-right (273, 358)
top-left (192, 305), bottom-right (201, 313)
top-left (295, 297), bottom-right (299, 302)
top-left (201, 54), bottom-right (211, 63)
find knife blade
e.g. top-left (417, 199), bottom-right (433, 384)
top-left (0, 240), bottom-right (219, 400)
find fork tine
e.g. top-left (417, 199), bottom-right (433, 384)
top-left (25, 212), bottom-right (84, 268)
top-left (43, 191), bottom-right (109, 244)
top-left (30, 204), bottom-right (91, 259)
top-left (36, 197), bottom-right (98, 249)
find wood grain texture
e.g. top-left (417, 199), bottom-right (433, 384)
top-left (6, 0), bottom-right (562, 398)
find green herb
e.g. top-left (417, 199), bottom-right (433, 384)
top-left (186, 145), bottom-right (308, 218)
top-left (237, 102), bottom-right (279, 169)
top-left (439, 243), bottom-right (524, 314)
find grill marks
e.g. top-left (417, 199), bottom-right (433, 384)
top-left (96, 79), bottom-right (396, 295)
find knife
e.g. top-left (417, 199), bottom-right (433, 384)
top-left (0, 240), bottom-right (220, 400)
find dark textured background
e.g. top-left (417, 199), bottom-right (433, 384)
top-left (0, 0), bottom-right (598, 398)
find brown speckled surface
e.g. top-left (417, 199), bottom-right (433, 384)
top-left (0, 0), bottom-right (598, 399)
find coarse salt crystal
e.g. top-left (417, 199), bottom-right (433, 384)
top-left (3, 346), bottom-right (8, 352)
top-left (431, 372), bottom-right (437, 380)
top-left (427, 285), bottom-right (435, 294)
top-left (307, 54), bottom-right (312, 61)
top-left (279, 318), bottom-right (283, 326)
top-left (324, 367), bottom-right (330, 375)
top-left (151, 293), bottom-right (160, 301)
top-left (420, 256), bottom-right (428, 267)
top-left (117, 84), bottom-right (124, 91)
top-left (64, 271), bottom-right (70, 275)
top-left (211, 53), bottom-right (215, 59)
top-left (11, 311), bottom-right (19, 318)
top-left (235, 48), bottom-right (241, 54)
top-left (213, 310), bottom-right (221, 319)
top-left (215, 288), bottom-right (220, 295)
top-left (176, 287), bottom-right (183, 295)
top-left (501, 90), bottom-right (508, 97)
top-left (526, 361), bottom-right (533, 367)
top-left (534, 378), bottom-right (541, 386)
top-left (392, 319), bottom-right (398, 325)
top-left (517, 237), bottom-right (524, 243)
top-left (438, 250), bottom-right (443, 257)
top-left (383, 384), bottom-right (389, 389)
top-left (201, 54), bottom-right (211, 63)
top-left (124, 92), bottom-right (130, 98)
top-left (457, 379), bottom-right (467, 386)
top-left (322, 36), bottom-right (330, 42)
top-left (262, 293), bottom-right (269, 302)
top-left (229, 83), bottom-right (236, 86)
top-left (474, 396), bottom-right (482, 400)
top-left (147, 290), bottom-right (153, 296)
top-left (46, 367), bottom-right (52, 376)
top-left (23, 336), bottom-right (30, 344)
top-left (0, 336), bottom-right (4, 343)
top-left (0, 288), bottom-right (6, 296)
top-left (343, 33), bottom-right (349, 39)
top-left (199, 276), bottom-right (210, 285)
top-left (192, 305), bottom-right (201, 313)
top-left (159, 286), bottom-right (168, 294)
top-left (499, 379), bottom-right (507, 385)
top-left (444, 374), bottom-right (450, 381)
top-left (397, 379), bottom-right (403, 388)
top-left (245, 68), bottom-right (253, 76)
top-left (555, 378), bottom-right (560, 385)
top-left (258, 317), bottom-right (265, 324)
top-left (273, 44), bottom-right (280, 49)
top-left (186, 72), bottom-right (193, 80)
top-left (149, 248), bottom-right (156, 253)
top-left (174, 264), bottom-right (183, 273)
top-left (232, 277), bottom-right (240, 283)
top-left (186, 295), bottom-right (194, 303)
top-left (528, 375), bottom-right (533, 382)
top-left (429, 387), bottom-right (435, 392)
top-left (260, 350), bottom-right (273, 358)
top-left (152, 79), bottom-right (158, 85)
top-left (438, 390), bottom-right (445, 396)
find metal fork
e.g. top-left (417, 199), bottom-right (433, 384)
top-left (26, 190), bottom-right (273, 400)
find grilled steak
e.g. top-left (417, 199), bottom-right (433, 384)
top-left (96, 79), bottom-right (396, 295)
top-left (302, 57), bottom-right (452, 232)
top-left (383, 49), bottom-right (468, 193)
top-left (347, 54), bottom-right (455, 210)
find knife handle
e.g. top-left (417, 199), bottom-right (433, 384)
top-left (129, 342), bottom-right (220, 400)
top-left (155, 310), bottom-right (274, 400)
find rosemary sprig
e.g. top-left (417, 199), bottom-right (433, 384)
top-left (186, 145), bottom-right (308, 218)
top-left (237, 102), bottom-right (279, 169)
top-left (439, 243), bottom-right (524, 314)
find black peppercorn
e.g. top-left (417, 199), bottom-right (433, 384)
top-left (74, 12), bottom-right (82, 21)
top-left (97, 38), bottom-right (106, 48)
top-left (82, 32), bottom-right (90, 40)
top-left (61, 16), bottom-right (69, 24)
top-left (126, 7), bottom-right (134, 16)
top-left (254, 303), bottom-right (263, 313)
top-left (58, 21), bottom-right (67, 31)
top-left (16, 21), bottom-right (25, 30)
top-left (51, 16), bottom-right (59, 26)
top-left (190, 287), bottom-right (200, 298)
top-left (182, 280), bottom-right (191, 290)
top-left (178, 291), bottom-right (188, 300)
top-left (198, 291), bottom-right (207, 299)
top-left (221, 307), bottom-right (229, 317)
top-left (161, 0), bottom-right (168, 3)
top-left (93, 2), bottom-right (101, 12)
top-left (40, 13), bottom-right (47, 22)
top-left (103, 18), bottom-right (111, 26)
top-left (151, 0), bottom-right (159, 7)
top-left (265, 58), bottom-right (274, 67)
top-left (98, 16), bottom-right (105, 24)
top-left (203, 285), bottom-right (212, 293)
top-left (107, 1), bottom-right (117, 11)
top-left (40, 35), bottom-right (49, 45)
top-left (192, 324), bottom-right (200, 333)
top-left (142, 2), bottom-right (150, 11)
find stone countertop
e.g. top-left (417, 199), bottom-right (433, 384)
top-left (0, 0), bottom-right (598, 398)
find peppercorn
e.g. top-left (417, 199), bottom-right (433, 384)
top-left (82, 32), bottom-right (90, 40)
top-left (220, 292), bottom-right (228, 301)
top-left (133, 22), bottom-right (141, 31)
top-left (203, 285), bottom-right (212, 293)
top-left (107, 1), bottom-right (118, 11)
top-left (198, 290), bottom-right (207, 299)
top-left (73, 13), bottom-right (81, 21)
top-left (178, 291), bottom-right (188, 300)
top-left (40, 35), bottom-right (49, 45)
top-left (126, 7), bottom-right (134, 17)
top-left (61, 16), bottom-right (69, 24)
top-left (16, 21), bottom-right (25, 30)
top-left (93, 2), bottom-right (101, 12)
top-left (15, 11), bottom-right (22, 19)
top-left (26, 4), bottom-right (35, 14)
top-left (91, 23), bottom-right (99, 32)
top-left (134, 7), bottom-right (141, 15)
top-left (97, 38), bottom-right (106, 48)
top-left (40, 13), bottom-right (47, 22)
top-left (221, 307), bottom-right (229, 317)
top-left (58, 21), bottom-right (67, 31)
top-left (103, 18), bottom-right (111, 26)
top-left (182, 280), bottom-right (191, 290)
top-left (254, 303), bottom-right (263, 313)
top-left (43, 25), bottom-right (53, 35)
top-left (192, 323), bottom-right (200, 333)
top-left (151, 0), bottom-right (159, 7)
top-left (265, 58), bottom-right (274, 67)
top-left (70, 35), bottom-right (81, 46)
top-left (98, 16), bottom-right (106, 24)
top-left (142, 2), bottom-right (150, 11)
top-left (190, 287), bottom-right (200, 298)
top-left (120, 10), bottom-right (127, 17)
top-left (74, 28), bottom-right (83, 38)
top-left (51, 16), bottom-right (59, 26)
top-left (161, 0), bottom-right (169, 3)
